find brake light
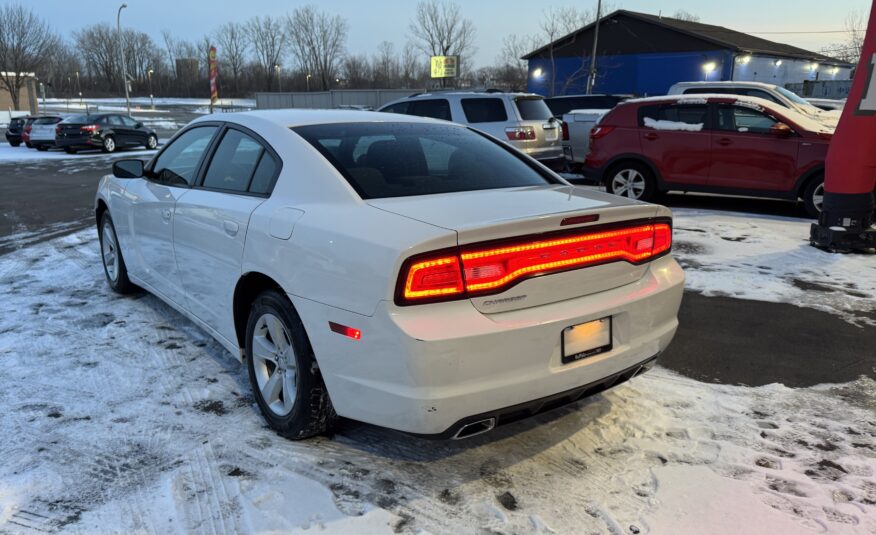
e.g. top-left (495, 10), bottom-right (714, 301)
top-left (24, 125), bottom-right (31, 133)
top-left (590, 125), bottom-right (615, 140)
top-left (55, 126), bottom-right (61, 135)
top-left (80, 125), bottom-right (99, 133)
top-left (561, 121), bottom-right (570, 141)
top-left (505, 126), bottom-right (536, 141)
top-left (396, 221), bottom-right (672, 305)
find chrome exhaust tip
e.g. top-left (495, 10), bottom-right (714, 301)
top-left (451, 417), bottom-right (496, 440)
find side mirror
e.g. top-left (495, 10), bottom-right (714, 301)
top-left (769, 122), bottom-right (793, 137)
top-left (135, 121), bottom-right (144, 129)
top-left (113, 159), bottom-right (144, 179)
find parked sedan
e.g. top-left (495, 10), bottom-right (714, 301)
top-left (95, 110), bottom-right (684, 440)
top-left (584, 94), bottom-right (833, 217)
top-left (56, 113), bottom-right (158, 153)
top-left (28, 115), bottom-right (63, 151)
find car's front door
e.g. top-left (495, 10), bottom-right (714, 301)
top-left (173, 126), bottom-right (280, 342)
top-left (120, 115), bottom-right (147, 145)
top-left (125, 125), bottom-right (218, 303)
top-left (638, 103), bottom-right (711, 186)
top-left (709, 104), bottom-right (800, 191)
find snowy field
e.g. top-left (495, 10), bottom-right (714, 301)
top-left (0, 143), bottom-right (159, 163)
top-left (0, 210), bottom-right (874, 534)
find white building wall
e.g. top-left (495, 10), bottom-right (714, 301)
top-left (731, 55), bottom-right (852, 86)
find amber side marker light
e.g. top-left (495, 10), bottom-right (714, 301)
top-left (328, 321), bottom-right (361, 340)
top-left (397, 221), bottom-right (672, 305)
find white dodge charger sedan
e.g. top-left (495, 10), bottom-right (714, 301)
top-left (95, 110), bottom-right (684, 439)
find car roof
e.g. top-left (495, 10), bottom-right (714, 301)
top-left (672, 81), bottom-right (778, 90)
top-left (191, 108), bottom-right (463, 129)
top-left (398, 91), bottom-right (542, 100)
top-left (546, 94), bottom-right (633, 99)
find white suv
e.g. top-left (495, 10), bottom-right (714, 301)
top-left (668, 81), bottom-right (839, 126)
top-left (378, 91), bottom-right (566, 169)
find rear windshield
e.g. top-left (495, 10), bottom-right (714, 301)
top-left (514, 98), bottom-right (552, 121)
top-left (293, 122), bottom-right (556, 199)
top-left (33, 117), bottom-right (61, 125)
top-left (63, 115), bottom-right (93, 124)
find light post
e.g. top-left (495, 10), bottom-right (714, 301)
top-left (306, 73), bottom-right (312, 92)
top-left (117, 3), bottom-right (131, 115)
top-left (67, 75), bottom-right (72, 111)
top-left (148, 68), bottom-right (154, 109)
top-left (75, 71), bottom-right (82, 104)
top-left (586, 0), bottom-right (602, 95)
top-left (274, 64), bottom-right (281, 91)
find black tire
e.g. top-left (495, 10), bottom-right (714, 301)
top-left (802, 175), bottom-right (825, 219)
top-left (245, 290), bottom-right (336, 440)
top-left (36, 144), bottom-right (48, 152)
top-left (102, 135), bottom-right (116, 153)
top-left (145, 134), bottom-right (158, 150)
top-left (65, 147), bottom-right (77, 154)
top-left (98, 213), bottom-right (138, 294)
top-left (10, 141), bottom-right (20, 147)
top-left (25, 142), bottom-right (33, 149)
top-left (605, 161), bottom-right (659, 202)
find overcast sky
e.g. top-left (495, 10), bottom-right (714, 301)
top-left (25, 0), bottom-right (871, 67)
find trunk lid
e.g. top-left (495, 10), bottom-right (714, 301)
top-left (370, 185), bottom-right (663, 313)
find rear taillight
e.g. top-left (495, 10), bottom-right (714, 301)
top-left (505, 126), bottom-right (536, 141)
top-left (561, 121), bottom-right (570, 141)
top-left (590, 125), bottom-right (615, 141)
top-left (55, 126), bottom-right (61, 135)
top-left (24, 125), bottom-right (32, 133)
top-left (80, 125), bottom-right (99, 133)
top-left (396, 221), bottom-right (672, 305)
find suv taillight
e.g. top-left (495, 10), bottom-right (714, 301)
top-left (396, 220), bottom-right (672, 305)
top-left (80, 125), bottom-right (99, 133)
top-left (55, 126), bottom-right (61, 135)
top-left (590, 125), bottom-right (615, 141)
top-left (24, 125), bottom-right (32, 133)
top-left (505, 126), bottom-right (536, 141)
top-left (561, 121), bottom-right (569, 141)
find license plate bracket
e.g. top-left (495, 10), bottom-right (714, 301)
top-left (562, 317), bottom-right (612, 364)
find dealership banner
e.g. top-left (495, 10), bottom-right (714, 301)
top-left (209, 46), bottom-right (219, 104)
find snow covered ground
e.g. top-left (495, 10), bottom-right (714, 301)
top-left (0, 143), bottom-right (159, 163)
top-left (0, 212), bottom-right (874, 534)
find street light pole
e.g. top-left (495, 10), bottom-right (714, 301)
top-left (148, 68), bottom-right (154, 109)
top-left (117, 3), bottom-right (131, 115)
top-left (75, 71), bottom-right (82, 105)
top-left (586, 0), bottom-right (602, 95)
top-left (274, 64), bottom-right (281, 91)
top-left (306, 73), bottom-right (311, 92)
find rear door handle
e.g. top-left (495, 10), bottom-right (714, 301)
top-left (717, 138), bottom-right (732, 146)
top-left (644, 132), bottom-right (658, 140)
top-left (223, 220), bottom-right (239, 237)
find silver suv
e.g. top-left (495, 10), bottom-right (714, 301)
top-left (378, 91), bottom-right (565, 169)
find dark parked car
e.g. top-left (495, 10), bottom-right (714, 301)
top-left (55, 113), bottom-right (158, 154)
top-left (583, 94), bottom-right (832, 217)
top-left (5, 116), bottom-right (28, 147)
top-left (544, 94), bottom-right (633, 119)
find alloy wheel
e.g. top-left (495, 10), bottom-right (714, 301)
top-left (611, 169), bottom-right (646, 199)
top-left (251, 313), bottom-right (297, 416)
top-left (104, 137), bottom-right (115, 152)
top-left (101, 224), bottom-right (119, 283)
top-left (812, 182), bottom-right (825, 213)
top-left (147, 135), bottom-right (157, 149)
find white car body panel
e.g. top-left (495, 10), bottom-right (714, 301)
top-left (95, 109), bottom-right (684, 436)
top-left (29, 123), bottom-right (57, 142)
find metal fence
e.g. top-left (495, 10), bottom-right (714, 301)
top-left (785, 80), bottom-right (854, 99)
top-left (255, 89), bottom-right (418, 110)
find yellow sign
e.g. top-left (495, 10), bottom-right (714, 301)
top-left (431, 56), bottom-right (459, 78)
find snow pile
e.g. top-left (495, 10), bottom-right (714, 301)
top-left (644, 117), bottom-right (703, 131)
top-left (672, 208), bottom-right (876, 325)
top-left (0, 227), bottom-right (874, 534)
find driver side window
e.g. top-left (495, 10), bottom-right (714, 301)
top-left (717, 105), bottom-right (778, 134)
top-left (150, 126), bottom-right (217, 186)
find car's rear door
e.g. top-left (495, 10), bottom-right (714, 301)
top-left (120, 115), bottom-right (147, 145)
top-left (125, 125), bottom-right (219, 303)
top-left (638, 103), bottom-right (711, 186)
top-left (173, 125), bottom-right (280, 343)
top-left (709, 104), bottom-right (800, 191)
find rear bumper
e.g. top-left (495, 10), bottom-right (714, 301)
top-left (5, 132), bottom-right (22, 143)
top-left (55, 137), bottom-right (102, 149)
top-left (292, 255), bottom-right (685, 435)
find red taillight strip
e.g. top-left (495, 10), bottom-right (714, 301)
top-left (396, 220), bottom-right (672, 305)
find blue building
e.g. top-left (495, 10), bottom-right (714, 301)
top-left (523, 10), bottom-right (853, 97)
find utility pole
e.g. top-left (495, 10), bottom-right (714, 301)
top-left (586, 0), bottom-right (602, 95)
top-left (117, 3), bottom-right (131, 115)
top-left (148, 68), bottom-right (154, 109)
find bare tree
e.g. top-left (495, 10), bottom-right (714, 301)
top-left (498, 34), bottom-right (541, 90)
top-left (285, 6), bottom-right (348, 91)
top-left (408, 0), bottom-right (476, 85)
top-left (820, 9), bottom-right (866, 64)
top-left (372, 41), bottom-right (400, 88)
top-left (400, 46), bottom-right (425, 88)
top-left (341, 54), bottom-right (371, 88)
top-left (0, 4), bottom-right (60, 109)
top-left (75, 24), bottom-right (119, 87)
top-left (216, 22), bottom-right (248, 94)
top-left (246, 15), bottom-right (286, 90)
top-left (672, 10), bottom-right (701, 22)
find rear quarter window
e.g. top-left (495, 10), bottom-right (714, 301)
top-left (639, 104), bottom-right (708, 130)
top-left (514, 98), bottom-right (552, 121)
top-left (408, 99), bottom-right (451, 121)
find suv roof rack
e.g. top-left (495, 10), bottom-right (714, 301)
top-left (483, 88), bottom-right (504, 93)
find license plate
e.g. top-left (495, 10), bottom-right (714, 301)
top-left (544, 126), bottom-right (558, 141)
top-left (562, 317), bottom-right (612, 364)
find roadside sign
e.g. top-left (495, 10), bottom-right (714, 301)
top-left (431, 56), bottom-right (459, 78)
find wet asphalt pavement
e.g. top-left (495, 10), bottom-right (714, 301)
top-left (1, 111), bottom-right (872, 389)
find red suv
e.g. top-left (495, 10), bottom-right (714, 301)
top-left (583, 95), bottom-right (832, 217)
